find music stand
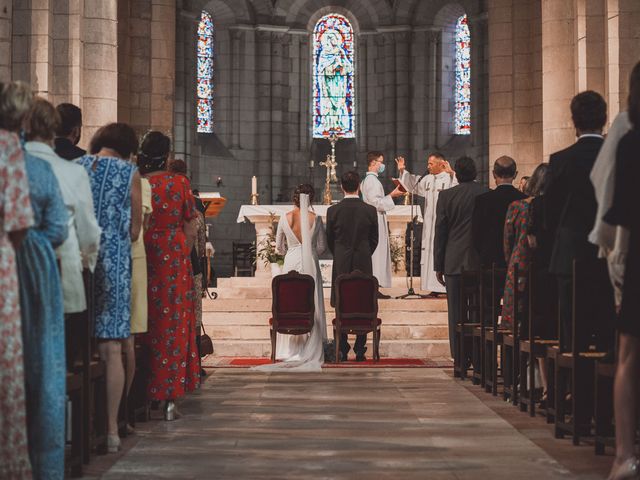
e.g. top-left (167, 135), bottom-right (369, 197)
top-left (396, 177), bottom-right (429, 300)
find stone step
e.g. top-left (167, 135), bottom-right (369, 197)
top-left (210, 286), bottom-right (437, 300)
top-left (206, 324), bottom-right (449, 341)
top-left (217, 276), bottom-right (426, 288)
top-left (203, 311), bottom-right (448, 326)
top-left (203, 297), bottom-right (447, 312)
top-left (210, 339), bottom-right (451, 359)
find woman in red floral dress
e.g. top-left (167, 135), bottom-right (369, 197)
top-left (138, 132), bottom-right (200, 420)
top-left (503, 164), bottom-right (550, 327)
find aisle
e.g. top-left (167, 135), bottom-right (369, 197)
top-left (101, 369), bottom-right (602, 479)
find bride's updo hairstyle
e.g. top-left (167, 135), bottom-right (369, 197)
top-left (292, 183), bottom-right (315, 208)
top-left (138, 130), bottom-right (171, 174)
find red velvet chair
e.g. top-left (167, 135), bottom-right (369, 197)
top-left (333, 271), bottom-right (381, 362)
top-left (270, 271), bottom-right (316, 362)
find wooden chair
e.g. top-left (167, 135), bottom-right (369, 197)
top-left (518, 265), bottom-right (559, 416)
top-left (233, 242), bottom-right (255, 277)
top-left (333, 271), bottom-right (381, 362)
top-left (65, 360), bottom-right (84, 477)
top-left (471, 270), bottom-right (487, 386)
top-left (501, 265), bottom-right (520, 405)
top-left (269, 270), bottom-right (315, 362)
top-left (594, 360), bottom-right (616, 454)
top-left (483, 265), bottom-right (507, 395)
top-left (554, 259), bottom-right (615, 445)
top-left (454, 269), bottom-right (481, 380)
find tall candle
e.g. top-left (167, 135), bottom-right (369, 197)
top-left (310, 160), bottom-right (314, 168)
top-left (251, 176), bottom-right (257, 195)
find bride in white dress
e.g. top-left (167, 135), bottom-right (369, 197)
top-left (254, 185), bottom-right (327, 372)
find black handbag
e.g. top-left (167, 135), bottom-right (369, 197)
top-left (199, 325), bottom-right (214, 357)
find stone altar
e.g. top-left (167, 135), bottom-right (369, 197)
top-left (237, 204), bottom-right (423, 277)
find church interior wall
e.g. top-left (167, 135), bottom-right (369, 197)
top-left (1, 0), bottom-right (637, 277)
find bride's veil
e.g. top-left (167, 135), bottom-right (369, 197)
top-left (299, 193), bottom-right (315, 277)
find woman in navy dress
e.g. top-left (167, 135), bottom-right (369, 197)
top-left (77, 123), bottom-right (142, 453)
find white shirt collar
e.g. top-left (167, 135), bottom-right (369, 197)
top-left (578, 133), bottom-right (604, 139)
top-left (343, 194), bottom-right (360, 199)
top-left (25, 141), bottom-right (56, 157)
top-left (365, 171), bottom-right (378, 177)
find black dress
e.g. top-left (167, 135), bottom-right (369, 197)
top-left (605, 129), bottom-right (640, 338)
top-left (528, 195), bottom-right (558, 339)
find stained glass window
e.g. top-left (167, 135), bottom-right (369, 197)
top-left (454, 14), bottom-right (471, 135)
top-left (312, 14), bottom-right (355, 138)
top-left (197, 11), bottom-right (214, 133)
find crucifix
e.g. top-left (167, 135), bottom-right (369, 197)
top-left (319, 131), bottom-right (340, 204)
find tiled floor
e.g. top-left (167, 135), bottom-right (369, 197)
top-left (93, 368), bottom-right (611, 479)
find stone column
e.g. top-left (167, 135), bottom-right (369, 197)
top-left (394, 30), bottom-right (411, 159)
top-left (81, 0), bottom-right (118, 144)
top-left (469, 13), bottom-right (489, 176)
top-left (576, 0), bottom-right (606, 94)
top-left (488, 0), bottom-right (515, 164)
top-left (12, 0), bottom-right (53, 96)
top-left (52, 0), bottom-right (83, 106)
top-left (0, 0), bottom-right (12, 81)
top-left (541, 0), bottom-right (577, 159)
top-left (256, 29), bottom-right (273, 202)
top-left (426, 30), bottom-right (439, 150)
top-left (605, 0), bottom-right (640, 119)
top-left (150, 0), bottom-right (175, 135)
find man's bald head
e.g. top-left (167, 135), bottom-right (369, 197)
top-left (493, 156), bottom-right (517, 181)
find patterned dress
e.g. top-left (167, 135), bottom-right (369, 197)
top-left (77, 155), bottom-right (137, 339)
top-left (193, 210), bottom-right (207, 329)
top-left (142, 173), bottom-right (200, 401)
top-left (0, 130), bottom-right (34, 480)
top-left (503, 199), bottom-right (532, 326)
top-left (16, 153), bottom-right (68, 480)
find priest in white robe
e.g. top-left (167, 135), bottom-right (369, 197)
top-left (396, 153), bottom-right (457, 294)
top-left (360, 151), bottom-right (405, 289)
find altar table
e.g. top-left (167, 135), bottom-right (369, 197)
top-left (237, 204), bottom-right (423, 277)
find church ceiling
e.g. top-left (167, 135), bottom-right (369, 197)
top-left (181, 0), bottom-right (484, 29)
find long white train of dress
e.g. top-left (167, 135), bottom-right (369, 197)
top-left (253, 194), bottom-right (327, 372)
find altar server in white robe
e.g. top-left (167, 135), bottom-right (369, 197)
top-left (360, 151), bottom-right (405, 288)
top-left (396, 153), bottom-right (457, 294)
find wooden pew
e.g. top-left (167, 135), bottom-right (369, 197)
top-left (501, 265), bottom-right (519, 405)
top-left (554, 259), bottom-right (615, 445)
top-left (454, 269), bottom-right (481, 380)
top-left (518, 264), bottom-right (559, 416)
top-left (483, 265), bottom-right (507, 396)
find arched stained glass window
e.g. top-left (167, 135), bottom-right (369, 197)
top-left (312, 14), bottom-right (355, 138)
top-left (454, 14), bottom-right (471, 135)
top-left (197, 11), bottom-right (214, 133)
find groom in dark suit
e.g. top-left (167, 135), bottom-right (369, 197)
top-left (326, 170), bottom-right (379, 361)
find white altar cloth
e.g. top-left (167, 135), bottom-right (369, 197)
top-left (237, 204), bottom-right (422, 277)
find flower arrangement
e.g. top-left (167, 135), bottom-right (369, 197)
top-left (389, 236), bottom-right (405, 273)
top-left (255, 213), bottom-right (285, 267)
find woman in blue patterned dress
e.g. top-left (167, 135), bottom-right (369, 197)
top-left (77, 123), bottom-right (142, 453)
top-left (16, 94), bottom-right (69, 480)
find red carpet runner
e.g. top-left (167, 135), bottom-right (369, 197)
top-left (204, 357), bottom-right (453, 368)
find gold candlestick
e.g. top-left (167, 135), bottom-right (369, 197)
top-left (250, 193), bottom-right (259, 205)
top-left (320, 154), bottom-right (337, 205)
top-left (403, 192), bottom-right (411, 206)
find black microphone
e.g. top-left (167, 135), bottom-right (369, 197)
top-left (416, 171), bottom-right (429, 183)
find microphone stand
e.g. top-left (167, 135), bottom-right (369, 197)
top-left (396, 171), bottom-right (430, 300)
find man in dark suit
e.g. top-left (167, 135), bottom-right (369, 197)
top-left (471, 156), bottom-right (527, 269)
top-left (54, 103), bottom-right (86, 160)
top-left (545, 90), bottom-right (615, 351)
top-left (327, 170), bottom-right (379, 361)
top-left (434, 157), bottom-right (488, 359)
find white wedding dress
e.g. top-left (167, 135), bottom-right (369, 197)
top-left (254, 194), bottom-right (327, 372)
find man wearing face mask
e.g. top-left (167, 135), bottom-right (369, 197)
top-left (360, 151), bottom-right (405, 293)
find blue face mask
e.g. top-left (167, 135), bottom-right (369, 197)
top-left (377, 163), bottom-right (386, 174)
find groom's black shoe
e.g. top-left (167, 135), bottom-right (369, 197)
top-left (339, 352), bottom-right (348, 362)
top-left (355, 353), bottom-right (367, 362)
